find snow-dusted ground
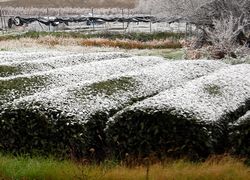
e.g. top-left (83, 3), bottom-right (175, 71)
top-left (0, 52), bottom-right (130, 77)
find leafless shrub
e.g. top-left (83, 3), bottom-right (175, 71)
top-left (136, 0), bottom-right (208, 17)
top-left (204, 15), bottom-right (250, 58)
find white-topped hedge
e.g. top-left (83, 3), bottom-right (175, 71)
top-left (107, 64), bottom-right (250, 158)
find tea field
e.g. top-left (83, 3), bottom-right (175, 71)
top-left (0, 50), bottom-right (249, 160)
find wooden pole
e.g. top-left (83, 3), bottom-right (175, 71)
top-left (122, 9), bottom-right (124, 30)
top-left (0, 9), bottom-right (3, 34)
top-left (150, 10), bottom-right (152, 33)
top-left (92, 8), bottom-right (95, 31)
top-left (127, 9), bottom-right (130, 33)
top-left (185, 22), bottom-right (188, 40)
top-left (3, 10), bottom-right (7, 33)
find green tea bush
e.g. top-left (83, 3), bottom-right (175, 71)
top-left (1, 48), bottom-right (248, 161)
top-left (0, 65), bottom-right (21, 77)
top-left (106, 64), bottom-right (250, 159)
top-left (0, 76), bottom-right (48, 106)
top-left (0, 103), bottom-right (86, 158)
top-left (0, 103), bottom-right (123, 161)
top-left (106, 109), bottom-right (213, 159)
top-left (230, 110), bottom-right (250, 157)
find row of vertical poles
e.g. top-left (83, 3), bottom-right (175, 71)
top-left (87, 8), bottom-right (154, 33)
top-left (0, 8), bottom-right (193, 34)
top-left (91, 8), bottom-right (94, 31)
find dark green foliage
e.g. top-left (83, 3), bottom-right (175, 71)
top-left (229, 99), bottom-right (250, 158)
top-left (106, 99), bottom-right (250, 160)
top-left (74, 77), bottom-right (136, 97)
top-left (0, 76), bottom-right (47, 95)
top-left (83, 112), bottom-right (110, 161)
top-left (0, 65), bottom-right (21, 77)
top-left (0, 104), bottom-right (86, 159)
top-left (205, 100), bottom-right (250, 155)
top-left (0, 76), bottom-right (48, 105)
top-left (225, 99), bottom-right (250, 157)
top-left (0, 105), bottom-right (116, 161)
top-left (231, 118), bottom-right (250, 157)
top-left (204, 84), bottom-right (222, 96)
top-left (0, 64), bottom-right (249, 161)
top-left (1, 99), bottom-right (250, 160)
top-left (106, 109), bottom-right (214, 160)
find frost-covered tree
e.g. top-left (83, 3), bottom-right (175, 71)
top-left (190, 0), bottom-right (250, 59)
top-left (193, 0), bottom-right (250, 49)
top-left (192, 0), bottom-right (250, 25)
top-left (136, 0), bottom-right (208, 17)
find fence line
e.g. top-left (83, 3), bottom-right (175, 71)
top-left (0, 8), bottom-right (196, 37)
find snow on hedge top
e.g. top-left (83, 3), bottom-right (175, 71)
top-left (235, 111), bottom-right (250, 125)
top-left (0, 55), bottom-right (164, 106)
top-left (8, 59), bottom-right (228, 122)
top-left (0, 51), bottom-right (71, 64)
top-left (0, 52), bottom-right (130, 77)
top-left (112, 64), bottom-right (250, 123)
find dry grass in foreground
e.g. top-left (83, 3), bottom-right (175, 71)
top-left (0, 155), bottom-right (249, 180)
top-left (0, 31), bottom-right (183, 50)
top-left (0, 36), bottom-right (181, 50)
top-left (35, 36), bottom-right (182, 49)
top-left (77, 38), bottom-right (182, 49)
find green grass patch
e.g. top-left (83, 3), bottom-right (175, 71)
top-left (134, 49), bottom-right (185, 60)
top-left (162, 49), bottom-right (185, 60)
top-left (0, 155), bottom-right (249, 180)
top-left (0, 154), bottom-right (81, 180)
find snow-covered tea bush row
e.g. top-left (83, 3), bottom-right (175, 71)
top-left (0, 50), bottom-right (249, 159)
top-left (8, 60), bottom-right (227, 122)
top-left (107, 64), bottom-right (250, 158)
top-left (0, 51), bottom-right (71, 64)
top-left (0, 55), bottom-right (164, 105)
top-left (0, 52), bottom-right (130, 77)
